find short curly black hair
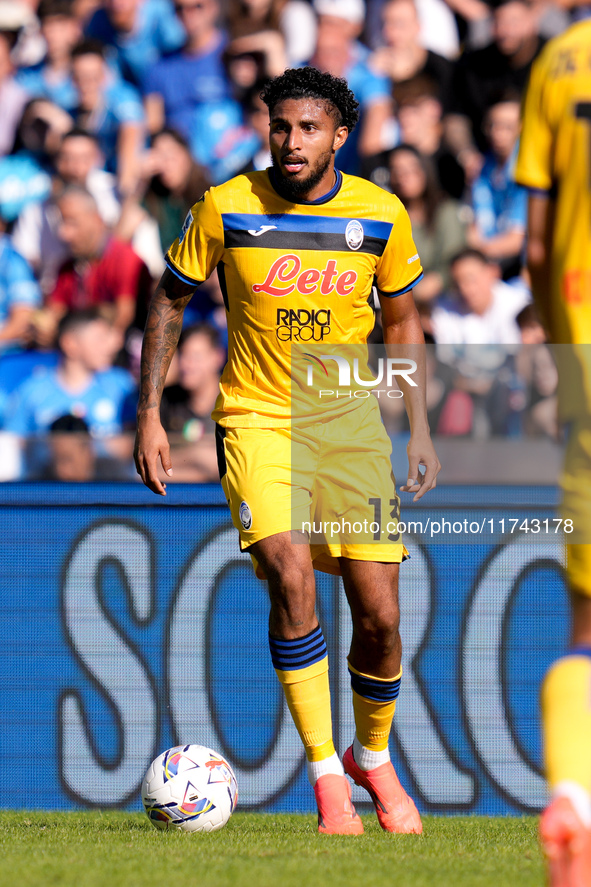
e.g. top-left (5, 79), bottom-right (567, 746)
top-left (260, 67), bottom-right (360, 133)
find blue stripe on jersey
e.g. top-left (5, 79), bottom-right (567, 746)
top-left (524, 185), bottom-right (559, 199)
top-left (349, 666), bottom-right (401, 702)
top-left (379, 270), bottom-right (424, 298)
top-left (165, 255), bottom-right (202, 287)
top-left (221, 213), bottom-right (394, 241)
top-left (569, 646), bottom-right (591, 659)
top-left (269, 625), bottom-right (327, 671)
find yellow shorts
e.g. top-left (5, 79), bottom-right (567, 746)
top-left (561, 418), bottom-right (591, 597)
top-left (215, 398), bottom-right (408, 578)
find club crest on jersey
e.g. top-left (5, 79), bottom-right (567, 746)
top-left (345, 220), bottom-right (364, 251)
top-left (179, 211), bottom-right (192, 244)
top-left (239, 501), bottom-right (252, 529)
top-left (252, 254), bottom-right (358, 297)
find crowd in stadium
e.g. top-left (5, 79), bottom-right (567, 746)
top-left (0, 0), bottom-right (574, 480)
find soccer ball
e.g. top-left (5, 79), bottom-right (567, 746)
top-left (142, 744), bottom-right (238, 832)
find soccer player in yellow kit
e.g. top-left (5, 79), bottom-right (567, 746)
top-left (135, 68), bottom-right (440, 835)
top-left (516, 20), bottom-right (591, 886)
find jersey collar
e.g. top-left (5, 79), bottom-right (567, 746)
top-left (267, 167), bottom-right (343, 205)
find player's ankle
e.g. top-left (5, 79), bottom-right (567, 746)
top-left (551, 781), bottom-right (591, 827)
top-left (307, 752), bottom-right (345, 786)
top-left (352, 736), bottom-right (390, 771)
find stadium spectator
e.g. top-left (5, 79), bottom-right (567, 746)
top-left (431, 247), bottom-right (530, 344)
top-left (389, 145), bottom-right (467, 308)
top-left (389, 76), bottom-right (466, 199)
top-left (15, 0), bottom-right (81, 112)
top-left (71, 39), bottom-right (144, 194)
top-left (516, 301), bottom-right (546, 345)
top-left (370, 0), bottom-right (455, 111)
top-left (10, 96), bottom-right (74, 164)
top-left (4, 308), bottom-right (136, 437)
top-left (365, 0), bottom-right (461, 58)
top-left (236, 86), bottom-right (273, 173)
top-left (513, 304), bottom-right (558, 438)
top-left (378, 336), bottom-right (474, 436)
top-left (468, 92), bottom-right (527, 277)
top-left (45, 185), bottom-right (152, 338)
top-left (13, 129), bottom-right (163, 296)
top-left (227, 0), bottom-right (317, 66)
top-left (0, 223), bottom-right (41, 352)
top-left (0, 30), bottom-right (29, 156)
top-left (161, 323), bottom-right (224, 438)
top-left (0, 0), bottom-right (45, 69)
top-left (142, 0), bottom-right (258, 183)
top-left (38, 413), bottom-right (133, 479)
top-left (84, 0), bottom-right (186, 88)
top-left (0, 150), bottom-right (52, 233)
top-left (160, 323), bottom-right (223, 481)
top-left (13, 128), bottom-right (119, 295)
top-left (223, 34), bottom-right (287, 102)
top-left (142, 128), bottom-right (209, 253)
top-left (310, 0), bottom-right (393, 172)
top-left (447, 0), bottom-right (544, 162)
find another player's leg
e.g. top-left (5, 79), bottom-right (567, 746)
top-left (340, 559), bottom-right (422, 834)
top-left (251, 532), bottom-right (363, 835)
top-left (540, 569), bottom-right (591, 887)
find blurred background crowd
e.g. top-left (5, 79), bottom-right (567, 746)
top-left (0, 0), bottom-right (574, 481)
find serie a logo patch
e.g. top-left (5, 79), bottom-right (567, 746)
top-left (239, 501), bottom-right (252, 529)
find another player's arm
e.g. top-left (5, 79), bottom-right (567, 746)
top-left (525, 191), bottom-right (555, 330)
top-left (378, 289), bottom-right (441, 500)
top-left (134, 268), bottom-right (195, 495)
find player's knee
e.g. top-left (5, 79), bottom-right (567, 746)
top-left (355, 606), bottom-right (400, 654)
top-left (266, 561), bottom-right (316, 627)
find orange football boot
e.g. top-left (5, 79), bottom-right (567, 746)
top-left (343, 745), bottom-right (422, 834)
top-left (540, 796), bottom-right (591, 887)
top-left (314, 773), bottom-right (364, 835)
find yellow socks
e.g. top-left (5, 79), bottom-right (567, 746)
top-left (542, 650), bottom-right (591, 793)
top-left (348, 662), bottom-right (401, 768)
top-left (269, 626), bottom-right (341, 782)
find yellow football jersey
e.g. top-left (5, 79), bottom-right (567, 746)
top-left (166, 169), bottom-right (423, 427)
top-left (515, 20), bottom-right (591, 345)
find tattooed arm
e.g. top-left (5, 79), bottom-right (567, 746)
top-left (134, 268), bottom-right (196, 495)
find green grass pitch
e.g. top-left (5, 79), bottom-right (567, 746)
top-left (0, 811), bottom-right (544, 887)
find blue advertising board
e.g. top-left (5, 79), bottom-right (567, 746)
top-left (0, 483), bottom-right (569, 814)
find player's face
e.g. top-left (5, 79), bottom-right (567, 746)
top-left (269, 98), bottom-right (348, 201)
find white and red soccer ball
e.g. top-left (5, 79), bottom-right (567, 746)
top-left (142, 744), bottom-right (238, 833)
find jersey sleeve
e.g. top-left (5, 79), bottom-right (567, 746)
top-left (375, 202), bottom-right (424, 297)
top-left (515, 50), bottom-right (554, 193)
top-left (165, 189), bottom-right (225, 287)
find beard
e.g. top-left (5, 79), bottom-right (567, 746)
top-left (271, 148), bottom-right (333, 201)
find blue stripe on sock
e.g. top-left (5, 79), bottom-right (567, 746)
top-left (269, 626), bottom-right (327, 671)
top-left (349, 666), bottom-right (401, 702)
top-left (269, 626), bottom-right (323, 651)
top-left (569, 646), bottom-right (591, 659)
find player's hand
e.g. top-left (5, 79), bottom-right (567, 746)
top-left (400, 431), bottom-right (441, 502)
top-left (134, 414), bottom-right (172, 496)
